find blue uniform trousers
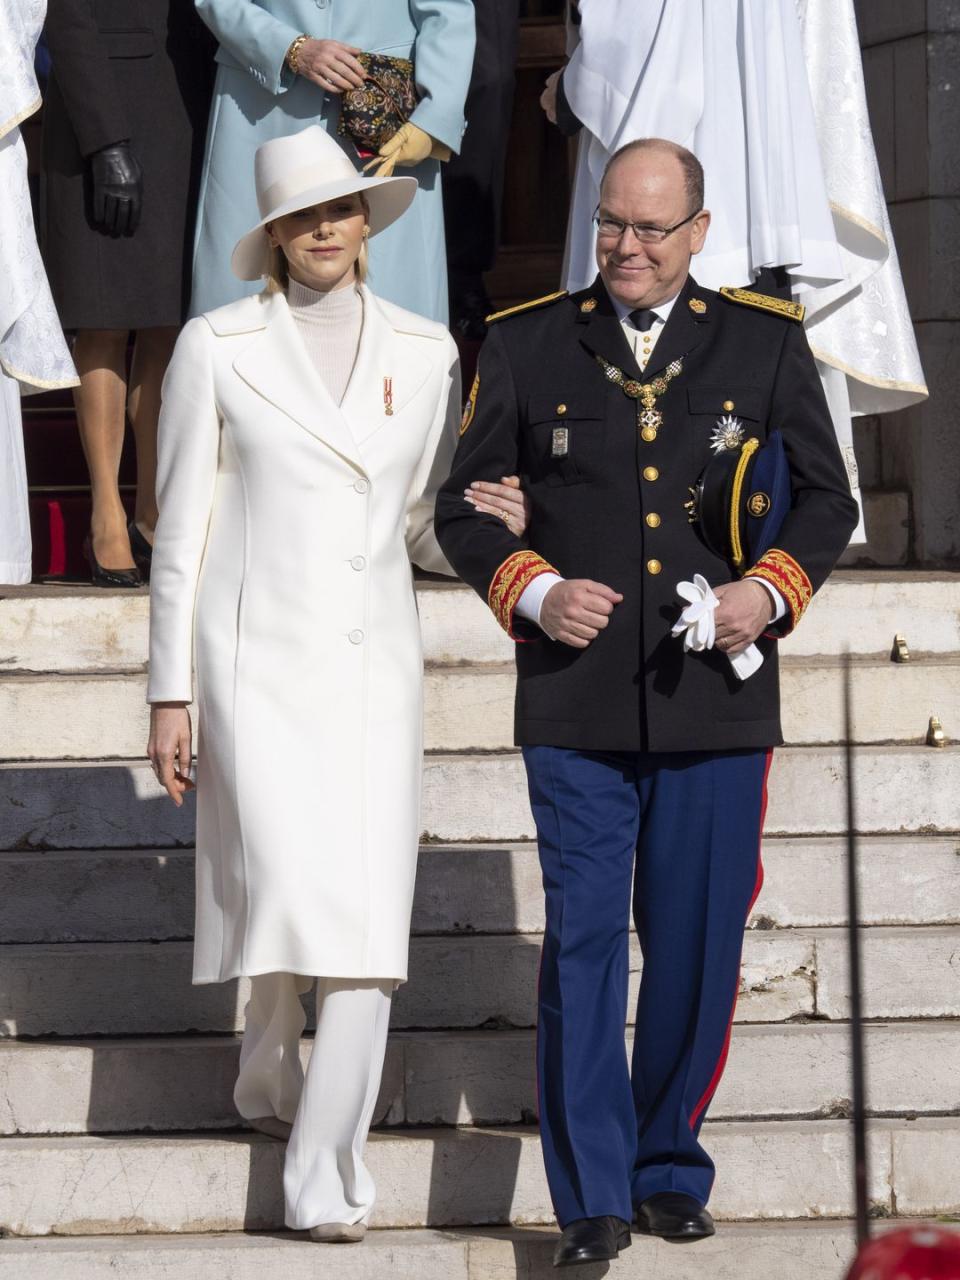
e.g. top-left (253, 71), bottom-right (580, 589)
top-left (522, 745), bottom-right (772, 1227)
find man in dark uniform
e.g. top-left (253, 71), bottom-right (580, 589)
top-left (435, 138), bottom-right (858, 1269)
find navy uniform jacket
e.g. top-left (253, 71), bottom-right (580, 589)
top-left (434, 275), bottom-right (859, 753)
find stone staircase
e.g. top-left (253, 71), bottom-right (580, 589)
top-left (1, 572), bottom-right (959, 1277)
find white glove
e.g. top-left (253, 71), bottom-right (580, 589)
top-left (671, 574), bottom-right (764, 681)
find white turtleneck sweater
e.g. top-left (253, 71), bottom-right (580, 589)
top-left (286, 277), bottom-right (363, 406)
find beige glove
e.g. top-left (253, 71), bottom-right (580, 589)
top-left (364, 122), bottom-right (446, 176)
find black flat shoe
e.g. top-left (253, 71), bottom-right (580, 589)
top-left (83, 534), bottom-right (142, 589)
top-left (635, 1192), bottom-right (715, 1243)
top-left (553, 1216), bottom-right (631, 1268)
top-left (127, 520), bottom-right (153, 581)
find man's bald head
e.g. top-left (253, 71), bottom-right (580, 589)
top-left (601, 139), bottom-right (704, 212)
top-left (595, 138), bottom-right (710, 310)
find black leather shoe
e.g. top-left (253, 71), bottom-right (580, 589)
top-left (82, 534), bottom-right (142, 588)
top-left (635, 1192), bottom-right (715, 1243)
top-left (128, 520), bottom-right (153, 581)
top-left (553, 1216), bottom-right (631, 1268)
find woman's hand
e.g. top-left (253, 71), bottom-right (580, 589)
top-left (294, 39), bottom-right (366, 93)
top-left (364, 122), bottom-right (434, 176)
top-left (148, 704), bottom-right (195, 807)
top-left (463, 474), bottom-right (531, 538)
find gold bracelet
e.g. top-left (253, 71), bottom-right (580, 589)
top-left (286, 34), bottom-right (308, 74)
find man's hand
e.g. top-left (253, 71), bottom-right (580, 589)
top-left (713, 580), bottom-right (773, 655)
top-left (540, 69), bottom-right (561, 124)
top-left (294, 38), bottom-right (366, 93)
top-left (540, 579), bottom-right (623, 648)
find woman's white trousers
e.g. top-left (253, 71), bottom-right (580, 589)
top-left (234, 973), bottom-right (393, 1230)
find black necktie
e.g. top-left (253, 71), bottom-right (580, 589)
top-left (629, 308), bottom-right (659, 332)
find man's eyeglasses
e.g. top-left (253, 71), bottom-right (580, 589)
top-left (593, 206), bottom-right (702, 245)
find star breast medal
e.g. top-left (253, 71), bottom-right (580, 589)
top-left (710, 413), bottom-right (745, 453)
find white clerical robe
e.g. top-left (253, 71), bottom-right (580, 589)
top-left (562, 0), bottom-right (843, 295)
top-left (796, 0), bottom-right (927, 540)
top-left (0, 0), bottom-right (77, 582)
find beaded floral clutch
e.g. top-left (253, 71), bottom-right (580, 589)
top-left (338, 53), bottom-right (418, 159)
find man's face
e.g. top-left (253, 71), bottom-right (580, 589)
top-left (595, 151), bottom-right (710, 310)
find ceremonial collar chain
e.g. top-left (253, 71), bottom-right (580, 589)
top-left (595, 355), bottom-right (684, 441)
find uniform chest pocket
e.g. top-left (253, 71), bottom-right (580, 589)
top-left (687, 386), bottom-right (765, 422)
top-left (687, 386), bottom-right (766, 459)
top-left (523, 393), bottom-right (604, 487)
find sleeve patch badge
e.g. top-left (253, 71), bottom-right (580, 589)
top-left (460, 369), bottom-right (480, 436)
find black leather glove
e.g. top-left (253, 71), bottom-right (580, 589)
top-left (89, 141), bottom-right (143, 237)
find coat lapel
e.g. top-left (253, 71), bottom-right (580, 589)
top-left (575, 277), bottom-right (644, 380)
top-left (642, 275), bottom-right (710, 379)
top-left (232, 291), bottom-right (365, 472)
top-left (573, 274), bottom-right (712, 383)
top-left (340, 287), bottom-right (433, 448)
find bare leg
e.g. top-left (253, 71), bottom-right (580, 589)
top-left (72, 328), bottom-right (133, 570)
top-left (128, 326), bottom-right (178, 543)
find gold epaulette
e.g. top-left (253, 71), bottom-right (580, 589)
top-left (719, 287), bottom-right (805, 324)
top-left (485, 290), bottom-right (568, 325)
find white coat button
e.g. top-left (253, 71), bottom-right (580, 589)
top-left (348, 629), bottom-right (364, 645)
top-left (353, 478), bottom-right (369, 494)
top-left (350, 555), bottom-right (366, 571)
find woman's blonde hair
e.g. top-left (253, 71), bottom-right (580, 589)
top-left (264, 193), bottom-right (370, 293)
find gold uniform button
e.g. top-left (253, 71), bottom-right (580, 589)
top-left (556, 403), bottom-right (568, 415)
top-left (645, 512), bottom-right (661, 528)
top-left (641, 426), bottom-right (657, 442)
top-left (643, 466), bottom-right (659, 481)
top-left (723, 399), bottom-right (735, 412)
top-left (646, 559), bottom-right (662, 575)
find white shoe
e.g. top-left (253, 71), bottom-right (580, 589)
top-left (247, 1115), bottom-right (293, 1141)
top-left (309, 1222), bottom-right (367, 1244)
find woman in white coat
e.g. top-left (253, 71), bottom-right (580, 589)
top-left (146, 125), bottom-right (525, 1240)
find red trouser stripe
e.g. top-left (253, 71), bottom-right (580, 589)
top-left (688, 747), bottom-right (774, 1130)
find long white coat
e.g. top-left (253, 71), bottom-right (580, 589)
top-left (147, 286), bottom-right (459, 984)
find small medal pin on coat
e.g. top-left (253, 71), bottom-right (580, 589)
top-left (580, 297), bottom-right (598, 313)
top-left (383, 377), bottom-right (394, 416)
top-left (552, 427), bottom-right (569, 457)
top-left (710, 413), bottom-right (746, 453)
top-left (689, 297), bottom-right (707, 314)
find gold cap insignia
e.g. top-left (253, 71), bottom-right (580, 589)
top-left (747, 491), bottom-right (771, 517)
top-left (580, 298), bottom-right (598, 313)
top-left (689, 298), bottom-right (707, 314)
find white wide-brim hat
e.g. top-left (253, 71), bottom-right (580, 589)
top-left (231, 125), bottom-right (418, 281)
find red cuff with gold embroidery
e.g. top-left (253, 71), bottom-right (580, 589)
top-left (488, 551), bottom-right (559, 641)
top-left (745, 548), bottom-right (812, 633)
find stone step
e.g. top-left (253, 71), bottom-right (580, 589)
top-left (2, 746), bottom-right (954, 851)
top-left (3, 837), bottom-right (957, 945)
top-left (2, 1021), bottom-right (957, 1136)
top-left (4, 655), bottom-right (958, 761)
top-left (1, 1118), bottom-right (956, 1235)
top-left (2, 927), bottom-right (956, 1037)
top-left (3, 572), bottom-right (960, 675)
top-left (0, 1221), bottom-right (908, 1280)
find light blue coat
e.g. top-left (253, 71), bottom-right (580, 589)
top-left (190, 0), bottom-right (475, 322)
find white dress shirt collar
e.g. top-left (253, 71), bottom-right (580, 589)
top-left (608, 290), bottom-right (681, 329)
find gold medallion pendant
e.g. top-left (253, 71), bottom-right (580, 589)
top-left (595, 355), bottom-right (683, 443)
